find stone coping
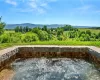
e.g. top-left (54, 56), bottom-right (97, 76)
top-left (0, 46), bottom-right (18, 56)
top-left (0, 45), bottom-right (100, 58)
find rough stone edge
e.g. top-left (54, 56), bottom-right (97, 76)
top-left (0, 46), bottom-right (19, 63)
top-left (88, 46), bottom-right (100, 58)
top-left (0, 45), bottom-right (100, 60)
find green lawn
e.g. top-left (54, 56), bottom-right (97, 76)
top-left (5, 28), bottom-right (100, 34)
top-left (0, 41), bottom-right (100, 50)
top-left (79, 28), bottom-right (100, 34)
top-left (5, 30), bottom-right (15, 33)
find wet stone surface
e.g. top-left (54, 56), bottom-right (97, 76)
top-left (10, 58), bottom-right (100, 80)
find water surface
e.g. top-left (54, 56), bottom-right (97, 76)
top-left (11, 58), bottom-right (100, 80)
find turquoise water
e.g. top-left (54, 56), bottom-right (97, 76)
top-left (11, 58), bottom-right (100, 80)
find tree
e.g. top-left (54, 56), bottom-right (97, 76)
top-left (23, 27), bottom-right (26, 33)
top-left (62, 25), bottom-right (74, 31)
top-left (22, 32), bottom-right (39, 42)
top-left (56, 28), bottom-right (63, 36)
top-left (10, 33), bottom-right (22, 43)
top-left (15, 26), bottom-right (20, 32)
top-left (25, 26), bottom-right (29, 32)
top-left (86, 30), bottom-right (91, 36)
top-left (79, 34), bottom-right (90, 41)
top-left (32, 27), bottom-right (49, 41)
top-left (0, 16), bottom-right (2, 22)
top-left (79, 31), bottom-right (85, 37)
top-left (57, 35), bottom-right (64, 41)
top-left (32, 27), bottom-right (40, 34)
top-left (0, 33), bottom-right (10, 43)
top-left (19, 26), bottom-right (23, 32)
top-left (38, 30), bottom-right (49, 41)
top-left (98, 32), bottom-right (100, 38)
top-left (0, 17), bottom-right (6, 35)
top-left (42, 25), bottom-right (47, 31)
top-left (68, 31), bottom-right (76, 38)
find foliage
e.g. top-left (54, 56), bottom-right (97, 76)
top-left (56, 27), bottom-right (63, 36)
top-left (42, 25), bottom-right (48, 31)
top-left (0, 33), bottom-right (22, 43)
top-left (0, 19), bottom-right (6, 35)
top-left (86, 30), bottom-right (91, 36)
top-left (0, 16), bottom-right (99, 49)
top-left (61, 25), bottom-right (78, 31)
top-left (0, 23), bottom-right (100, 44)
top-left (15, 26), bottom-right (31, 33)
top-left (0, 33), bottom-right (10, 43)
top-left (37, 30), bottom-right (49, 41)
top-left (32, 27), bottom-right (41, 34)
top-left (22, 32), bottom-right (39, 42)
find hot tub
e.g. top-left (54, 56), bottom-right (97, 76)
top-left (0, 46), bottom-right (100, 80)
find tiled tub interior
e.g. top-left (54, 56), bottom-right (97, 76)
top-left (0, 46), bottom-right (100, 80)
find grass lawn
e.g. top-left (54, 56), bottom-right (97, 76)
top-left (5, 30), bottom-right (15, 33)
top-left (79, 28), bottom-right (100, 34)
top-left (0, 41), bottom-right (100, 50)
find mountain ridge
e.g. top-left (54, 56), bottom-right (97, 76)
top-left (5, 23), bottom-right (97, 29)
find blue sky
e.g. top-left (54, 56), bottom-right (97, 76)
top-left (0, 0), bottom-right (100, 26)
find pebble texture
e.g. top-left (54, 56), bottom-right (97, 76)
top-left (0, 45), bottom-right (100, 71)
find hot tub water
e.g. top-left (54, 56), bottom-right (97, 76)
top-left (11, 58), bottom-right (100, 80)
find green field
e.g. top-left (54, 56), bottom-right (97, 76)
top-left (5, 28), bottom-right (100, 34)
top-left (5, 30), bottom-right (15, 33)
top-left (0, 41), bottom-right (100, 50)
top-left (79, 28), bottom-right (100, 34)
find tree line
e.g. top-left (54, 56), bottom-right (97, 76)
top-left (0, 18), bottom-right (100, 43)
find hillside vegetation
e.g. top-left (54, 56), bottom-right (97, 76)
top-left (0, 19), bottom-right (100, 49)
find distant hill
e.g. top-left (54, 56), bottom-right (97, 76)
top-left (89, 27), bottom-right (100, 29)
top-left (5, 23), bottom-right (97, 29)
top-left (5, 23), bottom-right (65, 29)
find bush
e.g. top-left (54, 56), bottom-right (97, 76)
top-left (86, 30), bottom-right (91, 36)
top-left (0, 33), bottom-right (10, 43)
top-left (0, 17), bottom-right (6, 35)
top-left (68, 31), bottom-right (76, 38)
top-left (10, 33), bottom-right (22, 43)
top-left (79, 34), bottom-right (90, 41)
top-left (37, 30), bottom-right (49, 41)
top-left (57, 35), bottom-right (64, 41)
top-left (22, 32), bottom-right (39, 42)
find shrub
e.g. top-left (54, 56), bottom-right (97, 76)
top-left (37, 30), bottom-right (49, 41)
top-left (10, 33), bottom-right (22, 43)
top-left (0, 33), bottom-right (10, 43)
top-left (22, 32), bottom-right (39, 42)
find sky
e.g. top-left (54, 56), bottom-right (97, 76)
top-left (0, 0), bottom-right (100, 26)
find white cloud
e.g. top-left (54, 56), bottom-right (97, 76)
top-left (27, 0), bottom-right (56, 13)
top-left (5, 0), bottom-right (17, 6)
top-left (5, 0), bottom-right (57, 14)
